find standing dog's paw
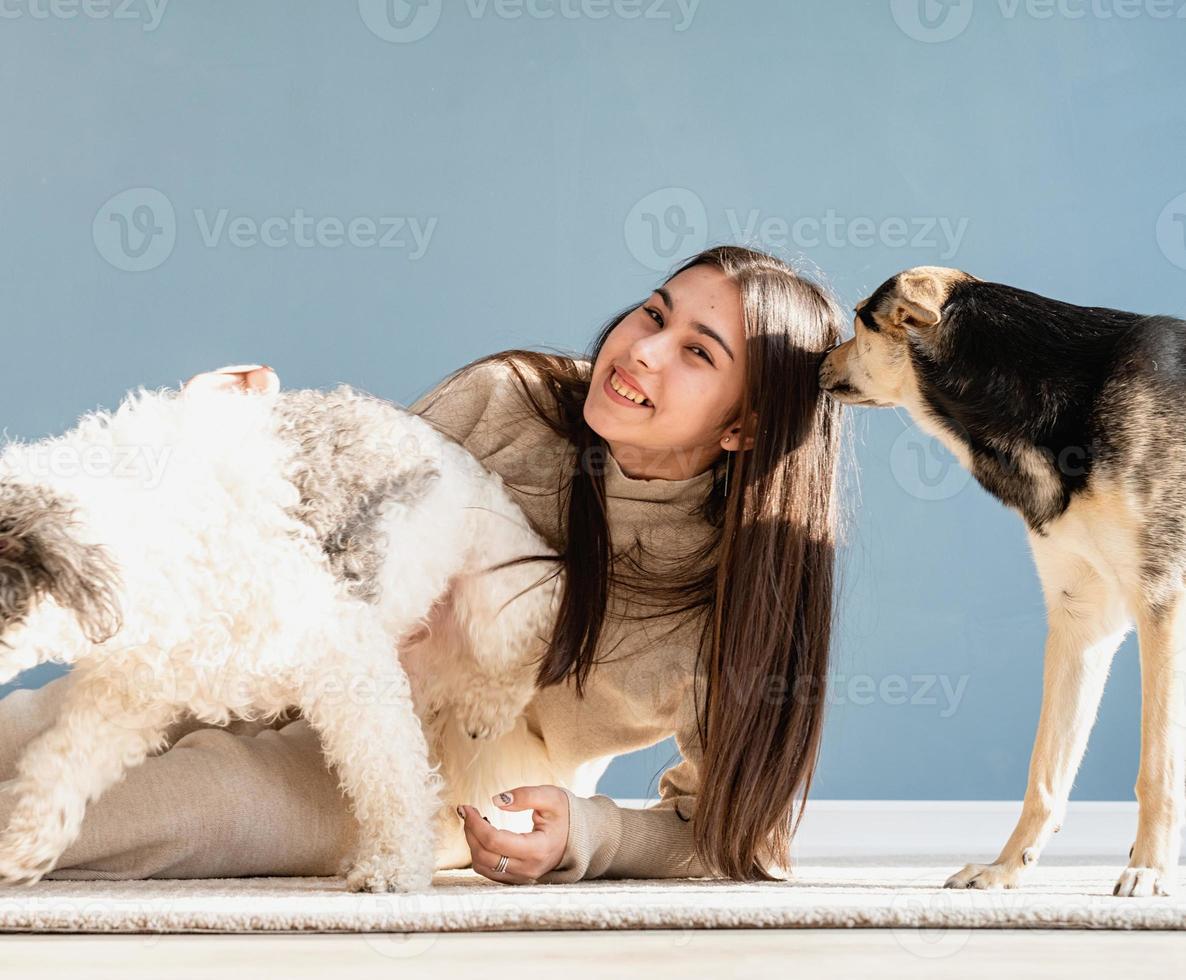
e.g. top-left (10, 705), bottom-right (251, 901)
top-left (1113, 865), bottom-right (1174, 897)
top-left (343, 854), bottom-right (432, 894)
top-left (944, 861), bottom-right (1024, 890)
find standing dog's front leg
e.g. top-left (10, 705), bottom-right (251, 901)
top-left (946, 550), bottom-right (1130, 890)
top-left (1114, 593), bottom-right (1186, 897)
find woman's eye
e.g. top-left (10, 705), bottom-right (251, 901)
top-left (644, 308), bottom-right (711, 363)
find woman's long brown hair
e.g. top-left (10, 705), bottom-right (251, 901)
top-left (414, 245), bottom-right (845, 881)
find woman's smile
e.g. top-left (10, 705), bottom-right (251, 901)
top-left (604, 368), bottom-right (654, 409)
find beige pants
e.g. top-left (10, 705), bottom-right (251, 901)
top-left (0, 675), bottom-right (360, 880)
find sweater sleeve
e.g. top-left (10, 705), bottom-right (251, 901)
top-left (407, 355), bottom-right (509, 453)
top-left (535, 721), bottom-right (711, 882)
top-left (405, 358), bottom-right (537, 464)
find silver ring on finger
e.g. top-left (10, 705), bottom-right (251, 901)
top-left (494, 854), bottom-right (509, 874)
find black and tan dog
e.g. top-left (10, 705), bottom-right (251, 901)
top-left (819, 267), bottom-right (1186, 897)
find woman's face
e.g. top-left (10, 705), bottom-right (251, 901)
top-left (584, 264), bottom-right (752, 481)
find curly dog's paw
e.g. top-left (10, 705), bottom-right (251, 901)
top-left (344, 854), bottom-right (432, 894)
top-left (0, 834), bottom-right (59, 887)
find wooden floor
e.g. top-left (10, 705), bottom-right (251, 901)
top-left (2, 929), bottom-right (1182, 977)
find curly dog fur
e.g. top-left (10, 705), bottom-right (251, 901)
top-left (0, 381), bottom-right (561, 892)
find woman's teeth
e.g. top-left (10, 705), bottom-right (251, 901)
top-left (611, 369), bottom-right (653, 407)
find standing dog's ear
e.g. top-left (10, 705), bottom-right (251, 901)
top-left (0, 488), bottom-right (123, 644)
top-left (887, 266), bottom-right (972, 332)
top-left (888, 271), bottom-right (944, 330)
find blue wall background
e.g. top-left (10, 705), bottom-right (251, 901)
top-left (1, 0), bottom-right (1183, 801)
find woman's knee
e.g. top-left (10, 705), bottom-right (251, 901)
top-left (42, 720), bottom-right (357, 880)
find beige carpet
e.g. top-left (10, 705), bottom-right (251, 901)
top-left (1, 858), bottom-right (1183, 934)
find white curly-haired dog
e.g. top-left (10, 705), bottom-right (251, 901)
top-left (0, 374), bottom-right (561, 892)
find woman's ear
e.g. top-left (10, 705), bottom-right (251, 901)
top-left (721, 411), bottom-right (758, 452)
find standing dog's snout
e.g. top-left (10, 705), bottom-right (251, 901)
top-left (818, 353), bottom-right (838, 392)
top-left (818, 345), bottom-right (848, 395)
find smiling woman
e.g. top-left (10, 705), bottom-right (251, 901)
top-left (419, 245), bottom-right (847, 882)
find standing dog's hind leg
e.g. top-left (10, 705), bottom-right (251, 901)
top-left (1114, 591), bottom-right (1186, 897)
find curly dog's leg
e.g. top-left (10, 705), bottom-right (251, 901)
top-left (0, 669), bottom-right (178, 886)
top-left (296, 610), bottom-right (443, 894)
top-left (449, 505), bottom-right (561, 741)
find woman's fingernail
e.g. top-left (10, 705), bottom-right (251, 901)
top-left (482, 816), bottom-right (491, 824)
top-left (456, 805), bottom-right (465, 819)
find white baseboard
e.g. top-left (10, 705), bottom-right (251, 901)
top-left (615, 799), bottom-right (1162, 859)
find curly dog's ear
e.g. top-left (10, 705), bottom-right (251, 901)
top-left (0, 486), bottom-right (124, 644)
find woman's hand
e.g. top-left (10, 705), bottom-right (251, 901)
top-left (181, 364), bottom-right (279, 396)
top-left (456, 785), bottom-right (570, 885)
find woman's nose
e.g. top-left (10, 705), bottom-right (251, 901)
top-left (629, 331), bottom-right (671, 368)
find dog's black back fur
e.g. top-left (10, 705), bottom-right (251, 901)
top-left (910, 279), bottom-right (1186, 533)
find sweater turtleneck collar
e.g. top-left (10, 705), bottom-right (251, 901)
top-left (602, 448), bottom-right (717, 507)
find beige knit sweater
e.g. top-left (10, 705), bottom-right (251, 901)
top-left (408, 357), bottom-right (719, 883)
